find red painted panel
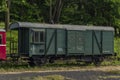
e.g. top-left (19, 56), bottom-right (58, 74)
top-left (0, 46), bottom-right (6, 60)
top-left (0, 32), bottom-right (6, 60)
top-left (0, 32), bottom-right (6, 44)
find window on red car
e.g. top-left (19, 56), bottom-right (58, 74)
top-left (0, 35), bottom-right (2, 44)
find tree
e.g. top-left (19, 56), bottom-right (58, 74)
top-left (5, 0), bottom-right (10, 31)
top-left (0, 0), bottom-right (6, 21)
top-left (8, 0), bottom-right (120, 36)
top-left (10, 0), bottom-right (44, 22)
top-left (0, 0), bottom-right (10, 31)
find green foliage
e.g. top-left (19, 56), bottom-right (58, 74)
top-left (114, 37), bottom-right (120, 57)
top-left (0, 0), bottom-right (120, 28)
top-left (10, 0), bottom-right (44, 22)
top-left (0, 0), bottom-right (6, 21)
top-left (60, 0), bottom-right (120, 27)
top-left (0, 0), bottom-right (6, 12)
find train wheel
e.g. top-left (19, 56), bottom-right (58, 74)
top-left (29, 57), bottom-right (47, 66)
top-left (28, 61), bottom-right (35, 67)
top-left (34, 58), bottom-right (47, 66)
top-left (28, 58), bottom-right (35, 67)
top-left (93, 57), bottom-right (103, 66)
top-left (40, 58), bottom-right (47, 64)
top-left (49, 58), bottom-right (55, 63)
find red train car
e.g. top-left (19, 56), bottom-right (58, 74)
top-left (0, 29), bottom-right (6, 60)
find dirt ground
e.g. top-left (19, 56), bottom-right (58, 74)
top-left (0, 66), bottom-right (120, 80)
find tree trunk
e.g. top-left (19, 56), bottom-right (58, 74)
top-left (50, 0), bottom-right (64, 24)
top-left (55, 0), bottom-right (64, 23)
top-left (5, 0), bottom-right (10, 31)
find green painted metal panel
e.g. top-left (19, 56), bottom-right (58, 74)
top-left (85, 31), bottom-right (102, 55)
top-left (102, 31), bottom-right (114, 54)
top-left (85, 30), bottom-right (101, 55)
top-left (85, 30), bottom-right (114, 55)
top-left (68, 31), bottom-right (76, 53)
top-left (93, 31), bottom-right (101, 55)
top-left (57, 29), bottom-right (66, 55)
top-left (85, 30), bottom-right (92, 55)
top-left (68, 31), bottom-right (84, 54)
top-left (76, 31), bottom-right (84, 53)
top-left (46, 29), bottom-right (55, 55)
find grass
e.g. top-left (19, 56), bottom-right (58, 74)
top-left (99, 75), bottom-right (120, 80)
top-left (107, 70), bottom-right (120, 74)
top-left (0, 61), bottom-right (94, 72)
top-left (0, 60), bottom-right (119, 73)
top-left (19, 75), bottom-right (73, 80)
top-left (99, 70), bottom-right (120, 79)
top-left (33, 75), bottom-right (73, 80)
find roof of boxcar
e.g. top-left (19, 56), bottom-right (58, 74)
top-left (9, 22), bottom-right (114, 31)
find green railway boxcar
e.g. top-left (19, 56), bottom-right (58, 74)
top-left (10, 22), bottom-right (114, 66)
